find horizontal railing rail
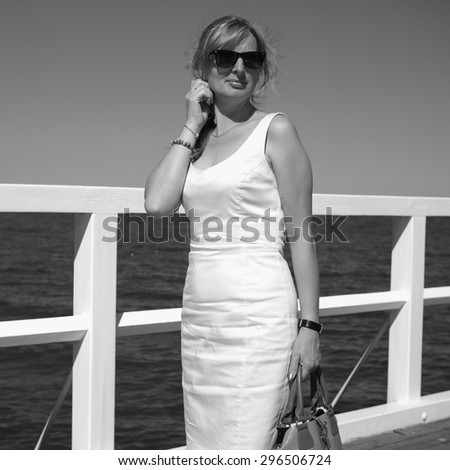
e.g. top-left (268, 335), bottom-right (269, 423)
top-left (1, 183), bottom-right (449, 448)
top-left (1, 288), bottom-right (449, 348)
top-left (3, 183), bottom-right (450, 216)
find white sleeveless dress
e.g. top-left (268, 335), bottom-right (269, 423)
top-left (181, 112), bottom-right (298, 449)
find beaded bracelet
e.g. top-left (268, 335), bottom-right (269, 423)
top-left (171, 138), bottom-right (195, 153)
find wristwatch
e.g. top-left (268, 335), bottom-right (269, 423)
top-left (298, 319), bottom-right (323, 334)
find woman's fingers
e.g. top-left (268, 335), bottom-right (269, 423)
top-left (288, 328), bottom-right (321, 382)
top-left (287, 334), bottom-right (302, 381)
top-left (185, 79), bottom-right (213, 129)
top-left (188, 79), bottom-right (213, 104)
top-left (300, 361), bottom-right (317, 382)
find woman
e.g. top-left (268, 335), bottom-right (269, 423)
top-left (144, 15), bottom-right (321, 450)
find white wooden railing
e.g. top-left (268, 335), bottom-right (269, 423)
top-left (1, 184), bottom-right (450, 449)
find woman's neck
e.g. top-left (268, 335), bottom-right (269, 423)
top-left (213, 100), bottom-right (255, 132)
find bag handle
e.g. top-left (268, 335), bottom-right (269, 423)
top-left (280, 365), bottom-right (332, 425)
top-left (309, 367), bottom-right (332, 409)
top-left (279, 365), bottom-right (305, 424)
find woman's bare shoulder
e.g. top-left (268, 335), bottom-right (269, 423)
top-left (268, 113), bottom-right (298, 138)
top-left (266, 113), bottom-right (306, 163)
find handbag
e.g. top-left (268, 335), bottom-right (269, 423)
top-left (273, 366), bottom-right (343, 450)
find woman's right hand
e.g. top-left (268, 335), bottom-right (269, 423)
top-left (185, 78), bottom-right (214, 133)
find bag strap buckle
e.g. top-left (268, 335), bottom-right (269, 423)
top-left (311, 415), bottom-right (331, 449)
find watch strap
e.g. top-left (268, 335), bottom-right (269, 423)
top-left (299, 319), bottom-right (323, 334)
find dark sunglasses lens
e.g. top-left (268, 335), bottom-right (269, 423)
top-left (215, 51), bottom-right (236, 67)
top-left (213, 51), bottom-right (265, 69)
top-left (243, 52), bottom-right (265, 69)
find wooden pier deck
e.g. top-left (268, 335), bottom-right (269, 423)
top-left (344, 418), bottom-right (450, 450)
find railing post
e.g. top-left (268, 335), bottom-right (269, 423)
top-left (72, 213), bottom-right (118, 449)
top-left (388, 216), bottom-right (426, 403)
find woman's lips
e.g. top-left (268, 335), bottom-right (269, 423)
top-left (228, 80), bottom-right (247, 88)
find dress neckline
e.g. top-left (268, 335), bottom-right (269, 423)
top-left (190, 113), bottom-right (270, 173)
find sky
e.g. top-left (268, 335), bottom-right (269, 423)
top-left (1, 0), bottom-right (449, 197)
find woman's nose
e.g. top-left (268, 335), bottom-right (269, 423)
top-left (232, 57), bottom-right (245, 73)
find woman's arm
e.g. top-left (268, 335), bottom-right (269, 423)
top-left (144, 80), bottom-right (213, 217)
top-left (266, 114), bottom-right (321, 381)
top-left (144, 126), bottom-right (196, 217)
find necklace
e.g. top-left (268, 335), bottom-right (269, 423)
top-left (211, 122), bottom-right (245, 138)
top-left (211, 107), bottom-right (255, 138)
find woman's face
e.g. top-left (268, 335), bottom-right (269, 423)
top-left (205, 34), bottom-right (262, 105)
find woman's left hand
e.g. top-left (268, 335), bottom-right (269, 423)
top-left (288, 327), bottom-right (321, 382)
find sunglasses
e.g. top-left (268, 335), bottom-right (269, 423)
top-left (210, 50), bottom-right (266, 70)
